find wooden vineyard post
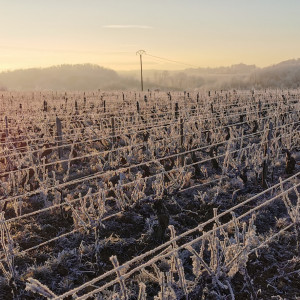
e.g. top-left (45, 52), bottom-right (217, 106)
top-left (43, 100), bottom-right (47, 112)
top-left (168, 92), bottom-right (172, 111)
top-left (261, 122), bottom-right (273, 189)
top-left (136, 101), bottom-right (140, 125)
top-left (4, 115), bottom-right (13, 171)
top-left (75, 100), bottom-right (78, 113)
top-left (56, 117), bottom-right (63, 159)
top-left (103, 100), bottom-right (106, 114)
top-left (180, 118), bottom-right (184, 147)
top-left (175, 103), bottom-right (179, 120)
top-left (5, 116), bottom-right (8, 139)
top-left (180, 118), bottom-right (184, 166)
top-left (262, 143), bottom-right (268, 188)
top-left (111, 116), bottom-right (116, 146)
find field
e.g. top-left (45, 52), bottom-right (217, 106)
top-left (0, 89), bottom-right (299, 299)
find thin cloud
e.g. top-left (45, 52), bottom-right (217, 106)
top-left (103, 25), bottom-right (153, 29)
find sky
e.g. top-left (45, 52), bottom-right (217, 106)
top-left (0, 0), bottom-right (300, 71)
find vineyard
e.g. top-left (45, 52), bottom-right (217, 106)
top-left (0, 89), bottom-right (299, 299)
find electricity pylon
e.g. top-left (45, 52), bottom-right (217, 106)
top-left (136, 50), bottom-right (146, 91)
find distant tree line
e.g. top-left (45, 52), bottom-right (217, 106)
top-left (1, 59), bottom-right (300, 91)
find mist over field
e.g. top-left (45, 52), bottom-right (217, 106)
top-left (1, 58), bottom-right (300, 91)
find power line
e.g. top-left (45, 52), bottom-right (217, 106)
top-left (145, 52), bottom-right (200, 68)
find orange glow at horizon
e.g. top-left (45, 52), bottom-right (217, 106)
top-left (0, 1), bottom-right (300, 72)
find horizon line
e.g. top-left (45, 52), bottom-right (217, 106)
top-left (1, 58), bottom-right (300, 74)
